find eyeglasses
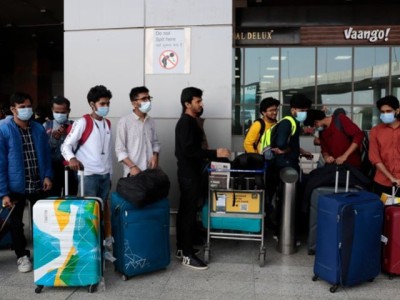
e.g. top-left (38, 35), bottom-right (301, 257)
top-left (266, 108), bottom-right (278, 113)
top-left (135, 96), bottom-right (153, 102)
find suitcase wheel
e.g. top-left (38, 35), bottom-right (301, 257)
top-left (35, 285), bottom-right (43, 294)
top-left (329, 285), bottom-right (339, 293)
top-left (259, 249), bottom-right (266, 267)
top-left (312, 275), bottom-right (318, 282)
top-left (88, 284), bottom-right (97, 293)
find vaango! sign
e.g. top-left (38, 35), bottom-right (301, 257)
top-left (344, 27), bottom-right (391, 43)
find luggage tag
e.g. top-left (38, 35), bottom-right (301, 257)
top-left (381, 185), bottom-right (400, 205)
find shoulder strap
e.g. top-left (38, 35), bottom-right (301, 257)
top-left (79, 114), bottom-right (94, 146)
top-left (254, 119), bottom-right (265, 150)
top-left (282, 116), bottom-right (297, 136)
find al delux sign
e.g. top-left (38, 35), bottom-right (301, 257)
top-left (344, 27), bottom-right (391, 43)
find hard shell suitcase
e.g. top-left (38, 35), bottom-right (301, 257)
top-left (33, 168), bottom-right (103, 293)
top-left (313, 190), bottom-right (383, 293)
top-left (307, 168), bottom-right (359, 255)
top-left (382, 185), bottom-right (400, 277)
top-left (111, 192), bottom-right (170, 280)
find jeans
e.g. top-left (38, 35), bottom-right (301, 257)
top-left (78, 173), bottom-right (111, 201)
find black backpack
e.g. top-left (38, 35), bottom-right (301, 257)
top-left (244, 118), bottom-right (266, 152)
top-left (231, 153), bottom-right (265, 190)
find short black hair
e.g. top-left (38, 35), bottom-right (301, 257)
top-left (180, 87), bottom-right (202, 113)
top-left (304, 109), bottom-right (326, 127)
top-left (376, 95), bottom-right (399, 110)
top-left (259, 97), bottom-right (280, 114)
top-left (129, 86), bottom-right (149, 101)
top-left (9, 92), bottom-right (32, 107)
top-left (290, 94), bottom-right (312, 109)
top-left (51, 96), bottom-right (70, 110)
top-left (87, 85), bottom-right (112, 104)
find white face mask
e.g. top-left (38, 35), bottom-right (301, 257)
top-left (53, 113), bottom-right (68, 124)
top-left (139, 101), bottom-right (151, 114)
top-left (17, 107), bottom-right (33, 121)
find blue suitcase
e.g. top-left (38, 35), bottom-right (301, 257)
top-left (111, 192), bottom-right (170, 280)
top-left (313, 190), bottom-right (383, 293)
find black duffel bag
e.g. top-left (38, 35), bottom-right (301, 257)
top-left (116, 168), bottom-right (170, 208)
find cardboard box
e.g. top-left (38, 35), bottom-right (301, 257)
top-left (211, 191), bottom-right (262, 213)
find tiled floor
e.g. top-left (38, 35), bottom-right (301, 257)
top-left (1, 229), bottom-right (400, 300)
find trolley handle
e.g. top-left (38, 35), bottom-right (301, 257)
top-left (208, 168), bottom-right (265, 174)
top-left (64, 164), bottom-right (85, 197)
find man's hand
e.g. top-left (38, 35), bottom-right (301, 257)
top-left (2, 196), bottom-right (12, 208)
top-left (69, 157), bottom-right (83, 171)
top-left (43, 177), bottom-right (52, 191)
top-left (324, 155), bottom-right (335, 164)
top-left (148, 154), bottom-right (159, 169)
top-left (129, 166), bottom-right (141, 176)
top-left (216, 148), bottom-right (230, 158)
top-left (335, 154), bottom-right (348, 165)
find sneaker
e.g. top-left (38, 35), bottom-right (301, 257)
top-left (175, 248), bottom-right (201, 259)
top-left (182, 254), bottom-right (208, 270)
top-left (17, 255), bottom-right (32, 273)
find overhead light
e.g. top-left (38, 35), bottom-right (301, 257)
top-left (309, 75), bottom-right (322, 79)
top-left (266, 67), bottom-right (278, 71)
top-left (334, 55), bottom-right (351, 60)
top-left (235, 67), bottom-right (239, 70)
top-left (235, 75), bottom-right (240, 78)
top-left (270, 56), bottom-right (286, 61)
top-left (40, 8), bottom-right (47, 13)
top-left (263, 75), bottom-right (275, 78)
top-left (260, 81), bottom-right (271, 84)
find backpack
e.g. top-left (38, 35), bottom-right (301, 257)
top-left (332, 108), bottom-right (375, 178)
top-left (231, 153), bottom-right (265, 190)
top-left (66, 114), bottom-right (111, 148)
top-left (244, 118), bottom-right (266, 152)
top-left (259, 116), bottom-right (297, 160)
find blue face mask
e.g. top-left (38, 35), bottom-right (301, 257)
top-left (95, 107), bottom-right (109, 117)
top-left (139, 101), bottom-right (152, 114)
top-left (380, 112), bottom-right (396, 124)
top-left (316, 126), bottom-right (324, 132)
top-left (17, 107), bottom-right (33, 121)
top-left (53, 113), bottom-right (68, 124)
top-left (295, 111), bottom-right (307, 123)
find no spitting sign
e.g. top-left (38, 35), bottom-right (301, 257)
top-left (159, 50), bottom-right (178, 69)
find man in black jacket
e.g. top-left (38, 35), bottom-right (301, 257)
top-left (175, 87), bottom-right (230, 270)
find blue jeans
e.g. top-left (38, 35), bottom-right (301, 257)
top-left (78, 173), bottom-right (111, 201)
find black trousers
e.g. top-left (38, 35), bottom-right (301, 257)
top-left (9, 191), bottom-right (48, 258)
top-left (176, 176), bottom-right (200, 256)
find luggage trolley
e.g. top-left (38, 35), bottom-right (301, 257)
top-left (203, 167), bottom-right (266, 267)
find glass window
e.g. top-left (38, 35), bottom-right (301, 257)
top-left (354, 47), bottom-right (389, 105)
top-left (281, 47), bottom-right (315, 105)
top-left (391, 47), bottom-right (400, 98)
top-left (317, 47), bottom-right (352, 108)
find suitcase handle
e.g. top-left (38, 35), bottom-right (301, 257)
top-left (64, 165), bottom-right (85, 197)
top-left (335, 165), bottom-right (350, 193)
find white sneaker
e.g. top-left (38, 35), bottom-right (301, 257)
top-left (17, 255), bottom-right (32, 273)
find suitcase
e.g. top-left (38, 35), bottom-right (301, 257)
top-left (313, 188), bottom-right (383, 293)
top-left (111, 192), bottom-right (170, 280)
top-left (382, 185), bottom-right (400, 278)
top-left (307, 168), bottom-right (359, 255)
top-left (0, 206), bottom-right (14, 249)
top-left (33, 168), bottom-right (103, 293)
top-left (201, 202), bottom-right (261, 233)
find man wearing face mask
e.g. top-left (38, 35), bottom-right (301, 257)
top-left (44, 96), bottom-right (77, 196)
top-left (369, 95), bottom-right (400, 197)
top-left (272, 94), bottom-right (313, 172)
top-left (0, 92), bottom-right (53, 273)
top-left (304, 109), bottom-right (364, 169)
top-left (115, 86), bottom-right (160, 177)
top-left (61, 85), bottom-right (112, 201)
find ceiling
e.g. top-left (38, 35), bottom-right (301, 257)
top-left (0, 0), bottom-right (63, 49)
